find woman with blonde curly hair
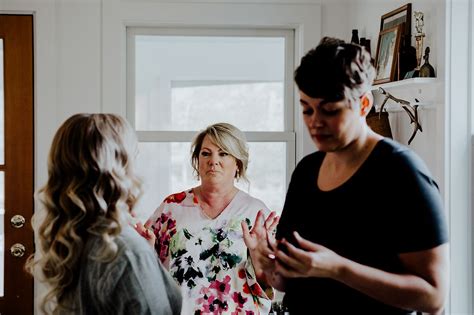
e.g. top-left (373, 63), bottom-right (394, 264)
top-left (27, 113), bottom-right (182, 315)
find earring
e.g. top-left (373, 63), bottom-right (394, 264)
top-left (360, 96), bottom-right (370, 115)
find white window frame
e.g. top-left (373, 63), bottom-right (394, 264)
top-left (126, 27), bottom-right (296, 184)
top-left (102, 1), bottom-right (322, 164)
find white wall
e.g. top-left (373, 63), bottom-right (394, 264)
top-left (1, 0), bottom-right (322, 312)
top-left (320, 0), bottom-right (446, 184)
top-left (1, 0), bottom-right (471, 313)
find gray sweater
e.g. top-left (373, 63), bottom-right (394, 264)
top-left (65, 225), bottom-right (182, 315)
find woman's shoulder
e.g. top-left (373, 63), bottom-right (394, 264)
top-left (83, 226), bottom-right (150, 258)
top-left (147, 189), bottom-right (198, 225)
top-left (81, 226), bottom-right (157, 282)
top-left (291, 151), bottom-right (325, 178)
top-left (162, 189), bottom-right (194, 205)
top-left (373, 138), bottom-right (432, 175)
top-left (116, 225), bottom-right (157, 257)
top-left (234, 190), bottom-right (270, 213)
top-left (298, 151), bottom-right (325, 168)
top-left (156, 189), bottom-right (198, 211)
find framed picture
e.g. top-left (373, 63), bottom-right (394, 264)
top-left (374, 25), bottom-right (402, 85)
top-left (380, 3), bottom-right (411, 46)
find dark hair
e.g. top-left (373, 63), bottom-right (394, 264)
top-left (294, 36), bottom-right (375, 105)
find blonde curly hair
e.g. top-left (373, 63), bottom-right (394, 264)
top-left (26, 113), bottom-right (142, 314)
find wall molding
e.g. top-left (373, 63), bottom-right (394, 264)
top-left (445, 0), bottom-right (473, 313)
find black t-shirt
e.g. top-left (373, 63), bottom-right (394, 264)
top-left (277, 138), bottom-right (448, 314)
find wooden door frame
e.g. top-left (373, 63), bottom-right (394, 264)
top-left (0, 14), bottom-right (34, 315)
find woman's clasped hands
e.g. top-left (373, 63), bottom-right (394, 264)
top-left (242, 211), bottom-right (344, 284)
top-left (275, 233), bottom-right (343, 279)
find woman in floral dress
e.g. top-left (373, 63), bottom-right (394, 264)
top-left (146, 123), bottom-right (279, 315)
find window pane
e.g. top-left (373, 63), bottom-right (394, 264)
top-left (134, 142), bottom-right (286, 221)
top-left (134, 35), bottom-right (285, 131)
top-left (169, 82), bottom-right (283, 131)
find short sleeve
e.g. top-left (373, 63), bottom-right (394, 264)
top-left (388, 150), bottom-right (448, 253)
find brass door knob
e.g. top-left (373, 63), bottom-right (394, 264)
top-left (10, 215), bottom-right (26, 228)
top-left (10, 243), bottom-right (26, 258)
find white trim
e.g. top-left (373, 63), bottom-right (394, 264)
top-left (445, 3), bottom-right (452, 310)
top-left (1, 2), bottom-right (59, 314)
top-left (100, 0), bottom-right (104, 113)
top-left (126, 26), bottom-right (295, 131)
top-left (470, 0), bottom-right (474, 309)
top-left (137, 131), bottom-right (295, 142)
top-left (126, 29), bottom-right (136, 128)
top-left (102, 0), bottom-right (321, 161)
top-left (127, 26), bottom-right (298, 192)
top-left (117, 0), bottom-right (322, 3)
top-left (0, 10), bottom-right (35, 14)
top-left (446, 0), bottom-right (472, 313)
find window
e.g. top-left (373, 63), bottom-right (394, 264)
top-left (127, 28), bottom-right (295, 220)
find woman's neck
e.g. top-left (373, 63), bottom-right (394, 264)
top-left (318, 126), bottom-right (382, 191)
top-left (194, 184), bottom-right (238, 219)
top-left (326, 125), bottom-right (381, 168)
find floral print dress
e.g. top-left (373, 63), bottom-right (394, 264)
top-left (148, 189), bottom-right (273, 315)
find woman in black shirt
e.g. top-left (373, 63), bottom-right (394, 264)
top-left (242, 37), bottom-right (449, 314)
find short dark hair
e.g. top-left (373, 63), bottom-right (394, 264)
top-left (294, 36), bottom-right (375, 105)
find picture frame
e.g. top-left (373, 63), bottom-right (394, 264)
top-left (380, 3), bottom-right (412, 47)
top-left (374, 25), bottom-right (402, 85)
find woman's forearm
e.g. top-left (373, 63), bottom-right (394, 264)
top-left (334, 256), bottom-right (446, 313)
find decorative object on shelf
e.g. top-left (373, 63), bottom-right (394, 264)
top-left (403, 68), bottom-right (418, 79)
top-left (366, 106), bottom-right (393, 138)
top-left (379, 3), bottom-right (414, 79)
top-left (374, 25), bottom-right (402, 85)
top-left (414, 11), bottom-right (425, 70)
top-left (360, 37), bottom-right (374, 65)
top-left (360, 37), bottom-right (371, 54)
top-left (380, 3), bottom-right (412, 45)
top-left (377, 87), bottom-right (422, 145)
top-left (351, 29), bottom-right (359, 44)
top-left (399, 41), bottom-right (417, 80)
top-left (419, 47), bottom-right (436, 77)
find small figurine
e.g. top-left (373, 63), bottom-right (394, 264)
top-left (414, 11), bottom-right (425, 69)
top-left (414, 11), bottom-right (425, 35)
top-left (419, 47), bottom-right (436, 77)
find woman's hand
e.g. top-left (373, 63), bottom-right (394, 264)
top-left (275, 232), bottom-right (449, 313)
top-left (275, 231), bottom-right (343, 279)
top-left (241, 210), bottom-right (279, 280)
top-left (133, 219), bottom-right (156, 247)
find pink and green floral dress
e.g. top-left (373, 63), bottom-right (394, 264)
top-left (148, 189), bottom-right (273, 315)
